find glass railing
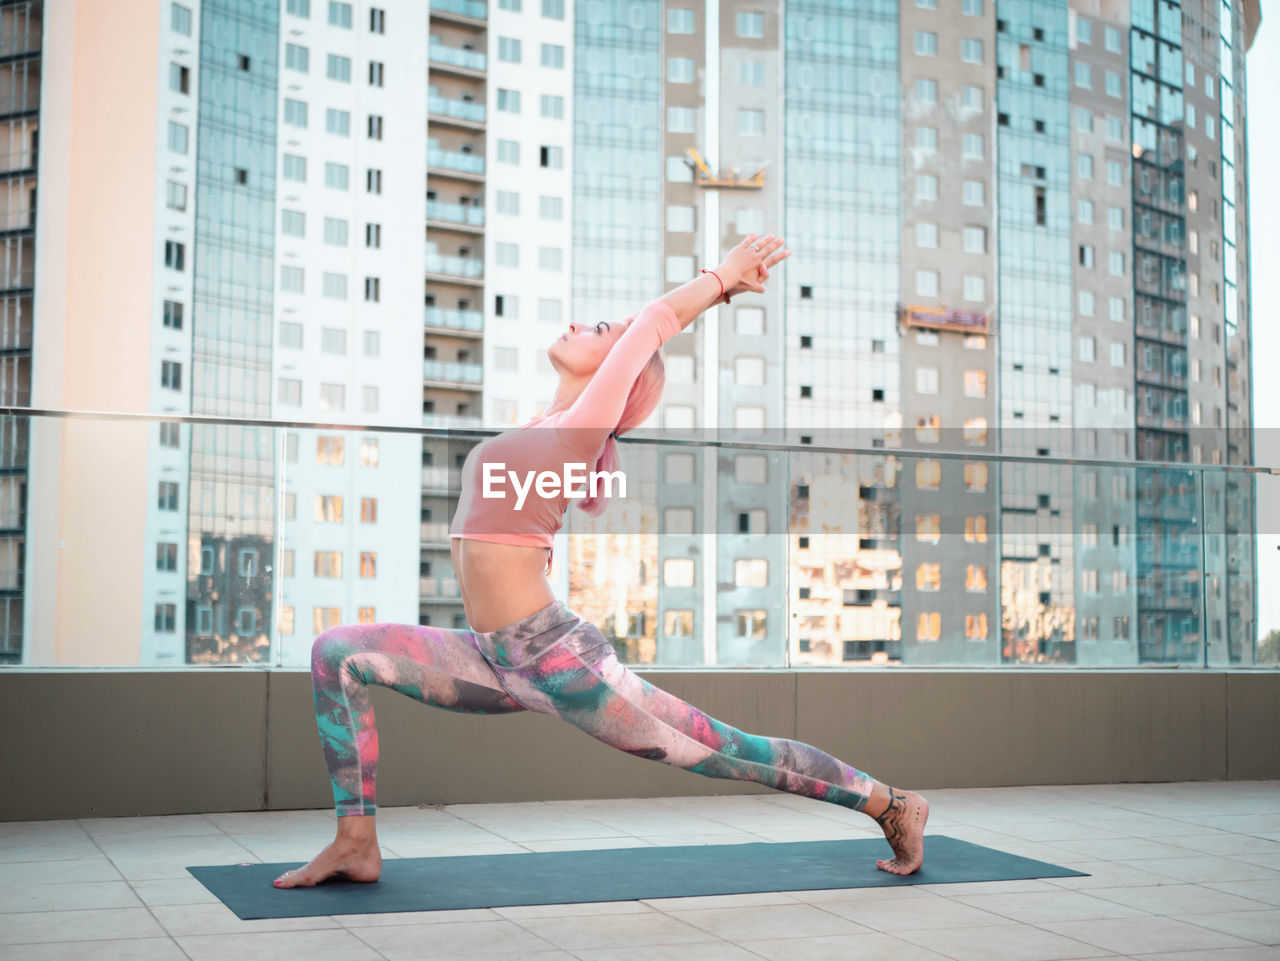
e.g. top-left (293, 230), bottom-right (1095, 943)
top-left (2, 408), bottom-right (1277, 672)
top-left (430, 0), bottom-right (488, 20)
top-left (422, 359), bottom-right (484, 383)
top-left (426, 200), bottom-right (486, 227)
top-left (424, 307), bottom-right (484, 332)
top-left (427, 147), bottom-right (485, 175)
top-left (425, 253), bottom-right (484, 279)
top-left (428, 94), bottom-right (486, 125)
top-left (428, 41), bottom-right (486, 72)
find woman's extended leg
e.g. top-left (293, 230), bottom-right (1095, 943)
top-left (275, 622), bottom-right (525, 888)
top-left (485, 628), bottom-right (928, 874)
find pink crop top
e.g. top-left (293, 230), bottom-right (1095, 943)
top-left (449, 299), bottom-right (682, 550)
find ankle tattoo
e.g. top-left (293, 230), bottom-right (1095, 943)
top-left (874, 787), bottom-right (908, 830)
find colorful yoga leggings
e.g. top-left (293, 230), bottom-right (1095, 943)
top-left (310, 599), bottom-right (876, 817)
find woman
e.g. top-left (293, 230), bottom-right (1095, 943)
top-left (274, 233), bottom-right (928, 889)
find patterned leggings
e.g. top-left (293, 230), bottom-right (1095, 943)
top-left (311, 599), bottom-right (876, 817)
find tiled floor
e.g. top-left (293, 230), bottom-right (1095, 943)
top-left (2, 781), bottom-right (1279, 961)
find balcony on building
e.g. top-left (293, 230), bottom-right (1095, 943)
top-left (427, 145), bottom-right (486, 182)
top-left (422, 358), bottom-right (483, 389)
top-left (428, 0), bottom-right (487, 27)
top-left (426, 199), bottom-right (485, 233)
top-left (428, 92), bottom-right (486, 131)
top-left (424, 307), bottom-right (484, 339)
top-left (425, 251), bottom-right (484, 286)
top-left (428, 39), bottom-right (487, 78)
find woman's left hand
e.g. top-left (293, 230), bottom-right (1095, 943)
top-left (721, 234), bottom-right (791, 299)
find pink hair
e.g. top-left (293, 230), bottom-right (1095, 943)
top-left (574, 349), bottom-right (665, 516)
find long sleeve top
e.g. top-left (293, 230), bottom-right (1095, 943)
top-left (449, 300), bottom-right (682, 548)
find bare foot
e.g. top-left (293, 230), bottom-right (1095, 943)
top-left (273, 837), bottom-right (382, 888)
top-left (873, 787), bottom-right (929, 875)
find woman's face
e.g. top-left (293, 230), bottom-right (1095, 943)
top-left (548, 314), bottom-right (635, 375)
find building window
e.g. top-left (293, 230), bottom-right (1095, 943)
top-left (1075, 62), bottom-right (1092, 89)
top-left (541, 43), bottom-right (564, 68)
top-left (326, 53), bottom-right (351, 82)
top-left (281, 208), bottom-right (305, 237)
top-left (283, 154), bottom-right (306, 182)
top-left (164, 241), bottom-right (184, 271)
top-left (170, 63), bottom-right (190, 94)
top-left (737, 109), bottom-right (765, 136)
top-left (370, 7), bottom-right (385, 32)
top-left (962, 180), bottom-right (984, 206)
top-left (916, 514), bottom-right (941, 544)
top-left (965, 565), bottom-right (988, 592)
top-left (155, 603), bottom-right (177, 633)
top-left (540, 145), bottom-right (564, 169)
top-left (964, 462), bottom-right (988, 491)
top-left (914, 31), bottom-right (937, 56)
top-left (963, 275), bottom-right (985, 302)
top-left (668, 7), bottom-right (694, 32)
top-left (364, 276), bottom-right (380, 302)
top-left (916, 367), bottom-right (939, 394)
top-left (734, 558), bottom-right (768, 587)
top-left (368, 115), bottom-right (383, 140)
top-left (280, 265), bottom-right (304, 293)
top-left (165, 181), bottom-right (187, 211)
top-left (328, 1), bottom-right (352, 28)
top-left (964, 515), bottom-right (988, 543)
top-left (287, 0), bottom-right (310, 15)
top-left (326, 108), bottom-right (351, 136)
top-left (916, 563), bottom-right (941, 591)
top-left (322, 272), bottom-right (348, 300)
top-left (736, 11), bottom-right (763, 37)
top-left (163, 300), bottom-right (184, 330)
top-left (284, 98), bottom-right (308, 128)
top-left (915, 270), bottom-right (939, 298)
top-left (961, 38), bottom-right (983, 64)
top-left (963, 226), bottom-right (986, 253)
top-left (917, 612), bottom-right (941, 641)
top-left (285, 43), bottom-right (309, 74)
top-left (167, 121), bottom-right (188, 155)
top-left (366, 168), bottom-right (382, 193)
top-left (322, 217), bottom-right (348, 246)
top-left (156, 542), bottom-right (178, 573)
top-left (157, 481), bottom-right (179, 511)
top-left (498, 37), bottom-right (522, 62)
top-left (965, 613), bottom-right (988, 640)
top-left (915, 460), bottom-right (941, 490)
top-left (916, 222), bottom-right (938, 248)
top-left (915, 78), bottom-right (937, 105)
top-left (497, 139), bottom-right (520, 165)
top-left (963, 370), bottom-right (986, 397)
top-left (369, 61), bottom-right (384, 86)
top-left (916, 126), bottom-right (937, 152)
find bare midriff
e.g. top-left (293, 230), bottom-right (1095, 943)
top-left (450, 537), bottom-right (557, 633)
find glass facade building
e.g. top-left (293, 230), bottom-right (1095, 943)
top-left (186, 0), bottom-right (279, 663)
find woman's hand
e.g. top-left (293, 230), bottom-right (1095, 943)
top-left (718, 233), bottom-right (791, 299)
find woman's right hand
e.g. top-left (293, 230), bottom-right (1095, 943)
top-left (719, 233), bottom-right (791, 299)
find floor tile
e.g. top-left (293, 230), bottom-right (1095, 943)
top-left (1129, 948), bottom-right (1280, 961)
top-left (0, 879), bottom-right (143, 913)
top-left (813, 893), bottom-right (1010, 932)
top-left (896, 921), bottom-right (1114, 961)
top-left (2, 938), bottom-right (190, 961)
top-left (1042, 915), bottom-right (1259, 954)
top-left (0, 907), bottom-right (167, 944)
top-left (177, 928), bottom-right (384, 961)
top-left (150, 901), bottom-right (343, 936)
top-left (80, 815), bottom-right (221, 843)
top-left (950, 888), bottom-right (1145, 924)
top-left (1181, 909), bottom-right (1280, 945)
top-left (1089, 882), bottom-right (1276, 916)
top-left (574, 943), bottom-right (765, 961)
top-left (639, 891), bottom-right (799, 912)
top-left (337, 907), bottom-right (502, 927)
top-left (1120, 856), bottom-right (1280, 884)
top-left (494, 901), bottom-right (655, 920)
top-left (743, 931), bottom-right (956, 961)
top-left (512, 912), bottom-right (715, 951)
top-left (670, 902), bottom-right (870, 941)
top-left (130, 877), bottom-right (222, 907)
top-left (355, 918), bottom-right (566, 957)
top-left (0, 858), bottom-right (122, 885)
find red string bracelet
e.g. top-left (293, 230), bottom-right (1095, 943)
top-left (700, 268), bottom-right (730, 305)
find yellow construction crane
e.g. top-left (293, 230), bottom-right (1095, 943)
top-left (684, 148), bottom-right (767, 189)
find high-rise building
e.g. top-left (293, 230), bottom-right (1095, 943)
top-left (0, 1), bottom-right (39, 665)
top-left (13, 0), bottom-right (1261, 668)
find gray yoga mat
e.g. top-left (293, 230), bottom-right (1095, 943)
top-left (188, 835), bottom-right (1088, 920)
